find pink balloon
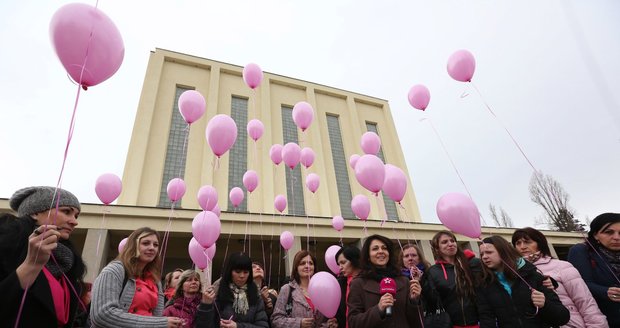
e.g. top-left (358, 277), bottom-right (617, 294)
top-left (270, 144), bottom-right (283, 166)
top-left (192, 211), bottom-right (221, 248)
top-left (243, 63), bottom-right (263, 89)
top-left (407, 84), bottom-right (431, 111)
top-left (308, 272), bottom-right (341, 318)
top-left (349, 154), bottom-right (360, 170)
top-left (383, 164), bottom-right (407, 203)
top-left (166, 178), bottom-right (186, 202)
top-left (292, 101), bottom-right (314, 132)
top-left (325, 245), bottom-right (341, 275)
top-left (243, 170), bottom-right (259, 193)
top-left (300, 147), bottom-right (315, 169)
top-left (447, 49), bottom-right (476, 82)
top-left (118, 237), bottom-right (128, 253)
top-left (205, 243), bottom-right (216, 261)
top-left (280, 231), bottom-right (294, 250)
top-left (211, 204), bottom-right (221, 217)
top-left (436, 192), bottom-right (481, 238)
top-left (282, 142), bottom-right (301, 170)
top-left (50, 3), bottom-right (124, 88)
top-left (354, 155), bottom-right (385, 194)
top-left (189, 237), bottom-right (209, 269)
top-left (206, 114), bottom-right (237, 157)
top-left (95, 173), bottom-right (122, 205)
top-left (332, 216), bottom-right (344, 232)
top-left (274, 195), bottom-right (287, 213)
top-left (360, 132), bottom-right (381, 155)
top-left (229, 187), bottom-right (244, 208)
top-left (247, 119), bottom-right (264, 142)
top-left (197, 185), bottom-right (218, 211)
top-left (305, 173), bottom-right (320, 193)
top-left (351, 194), bottom-right (371, 221)
top-left (178, 90), bottom-right (206, 124)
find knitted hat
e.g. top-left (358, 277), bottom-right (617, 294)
top-left (9, 186), bottom-right (81, 217)
top-left (589, 213), bottom-right (620, 240)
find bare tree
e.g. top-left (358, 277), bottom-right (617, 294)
top-left (489, 204), bottom-right (514, 227)
top-left (529, 171), bottom-right (585, 232)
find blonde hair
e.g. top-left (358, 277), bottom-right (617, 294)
top-left (116, 227), bottom-right (162, 281)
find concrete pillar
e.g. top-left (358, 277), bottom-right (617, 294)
top-left (420, 240), bottom-right (435, 263)
top-left (284, 236), bottom-right (302, 278)
top-left (82, 229), bottom-right (110, 282)
top-left (548, 243), bottom-right (559, 258)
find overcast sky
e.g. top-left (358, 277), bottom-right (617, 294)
top-left (0, 0), bottom-right (618, 229)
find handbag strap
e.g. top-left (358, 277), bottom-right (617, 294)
top-left (425, 275), bottom-right (447, 311)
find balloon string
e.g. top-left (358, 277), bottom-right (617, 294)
top-left (94, 206), bottom-right (109, 259)
top-left (160, 204), bottom-right (176, 272)
top-left (268, 213), bottom-right (275, 288)
top-left (223, 208), bottom-right (236, 264)
top-left (583, 237), bottom-right (620, 285)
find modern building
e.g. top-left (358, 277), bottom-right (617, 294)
top-left (0, 48), bottom-right (585, 284)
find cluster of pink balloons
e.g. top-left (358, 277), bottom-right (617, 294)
top-left (95, 173), bottom-right (122, 205)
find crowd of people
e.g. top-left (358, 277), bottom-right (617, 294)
top-left (1, 186), bottom-right (620, 327)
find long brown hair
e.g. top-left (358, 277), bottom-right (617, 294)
top-left (116, 227), bottom-right (162, 281)
top-left (290, 250), bottom-right (317, 284)
top-left (480, 235), bottom-right (523, 285)
top-left (431, 230), bottom-right (476, 298)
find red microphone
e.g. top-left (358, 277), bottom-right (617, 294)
top-left (379, 277), bottom-right (397, 317)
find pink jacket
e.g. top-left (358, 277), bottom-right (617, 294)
top-left (534, 256), bottom-right (608, 328)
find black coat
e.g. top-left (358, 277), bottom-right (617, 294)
top-left (0, 213), bottom-right (85, 328)
top-left (476, 261), bottom-right (570, 328)
top-left (421, 258), bottom-right (481, 326)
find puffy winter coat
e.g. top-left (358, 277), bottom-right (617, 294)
top-left (163, 295), bottom-right (201, 328)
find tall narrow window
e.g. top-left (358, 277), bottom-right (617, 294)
top-left (228, 96), bottom-right (249, 211)
top-left (327, 115), bottom-right (354, 219)
top-left (366, 122), bottom-right (399, 221)
top-left (282, 106), bottom-right (305, 216)
top-left (159, 86), bottom-right (192, 207)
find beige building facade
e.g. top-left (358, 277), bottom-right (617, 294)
top-left (0, 48), bottom-right (586, 284)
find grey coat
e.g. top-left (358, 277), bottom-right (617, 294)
top-left (271, 280), bottom-right (330, 328)
top-left (90, 260), bottom-right (168, 327)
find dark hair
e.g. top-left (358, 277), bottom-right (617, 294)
top-left (290, 250), bottom-right (317, 284)
top-left (398, 243), bottom-right (431, 271)
top-left (588, 213), bottom-right (620, 247)
top-left (480, 235), bottom-right (523, 285)
top-left (359, 234), bottom-right (400, 279)
top-left (217, 252), bottom-right (259, 305)
top-left (511, 227), bottom-right (552, 257)
top-left (335, 245), bottom-right (361, 269)
top-left (430, 230), bottom-right (476, 298)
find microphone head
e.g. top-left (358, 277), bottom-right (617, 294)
top-left (379, 277), bottom-right (397, 296)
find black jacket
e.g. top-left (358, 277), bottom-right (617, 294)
top-left (476, 261), bottom-right (570, 328)
top-left (0, 213), bottom-right (85, 328)
top-left (422, 258), bottom-right (481, 326)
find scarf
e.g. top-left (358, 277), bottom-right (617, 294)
top-left (46, 242), bottom-right (74, 278)
top-left (370, 267), bottom-right (398, 281)
top-left (522, 251), bottom-right (542, 263)
top-left (597, 245), bottom-right (620, 277)
top-left (230, 283), bottom-right (249, 315)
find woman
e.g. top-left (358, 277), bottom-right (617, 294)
top-left (195, 252), bottom-right (269, 328)
top-left (271, 250), bottom-right (337, 328)
top-left (398, 243), bottom-right (430, 279)
top-left (252, 261), bottom-right (278, 318)
top-left (512, 227), bottom-right (607, 328)
top-left (0, 186), bottom-right (86, 327)
top-left (477, 236), bottom-right (569, 327)
top-left (164, 268), bottom-right (184, 301)
top-left (163, 270), bottom-right (203, 328)
top-left (568, 213), bottom-right (620, 327)
top-left (347, 234), bottom-right (421, 328)
top-left (90, 227), bottom-right (184, 328)
top-left (334, 245), bottom-right (361, 328)
top-left (422, 230), bottom-right (480, 327)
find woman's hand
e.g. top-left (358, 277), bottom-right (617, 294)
top-left (326, 318), bottom-right (338, 328)
top-left (16, 225), bottom-right (61, 288)
top-left (300, 317), bottom-right (314, 328)
top-left (202, 286), bottom-right (216, 304)
top-left (377, 293), bottom-right (394, 312)
top-left (409, 279), bottom-right (421, 299)
top-left (219, 319), bottom-right (237, 328)
top-left (166, 317), bottom-right (185, 328)
top-left (608, 287), bottom-right (620, 302)
top-left (541, 276), bottom-right (555, 290)
top-left (531, 289), bottom-right (546, 308)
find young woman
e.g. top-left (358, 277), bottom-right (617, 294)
top-left (252, 261), bottom-right (278, 318)
top-left (164, 268), bottom-right (184, 302)
top-left (271, 250), bottom-right (337, 328)
top-left (195, 252), bottom-right (269, 328)
top-left (163, 270), bottom-right (202, 328)
top-left (90, 227), bottom-right (184, 328)
top-left (334, 245), bottom-right (361, 328)
top-left (568, 213), bottom-right (620, 327)
top-left (512, 227), bottom-right (607, 328)
top-left (347, 234), bottom-right (421, 328)
top-left (422, 230), bottom-right (480, 327)
top-left (398, 243), bottom-right (430, 279)
top-left (477, 235), bottom-right (569, 328)
top-left (0, 186), bottom-right (86, 328)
